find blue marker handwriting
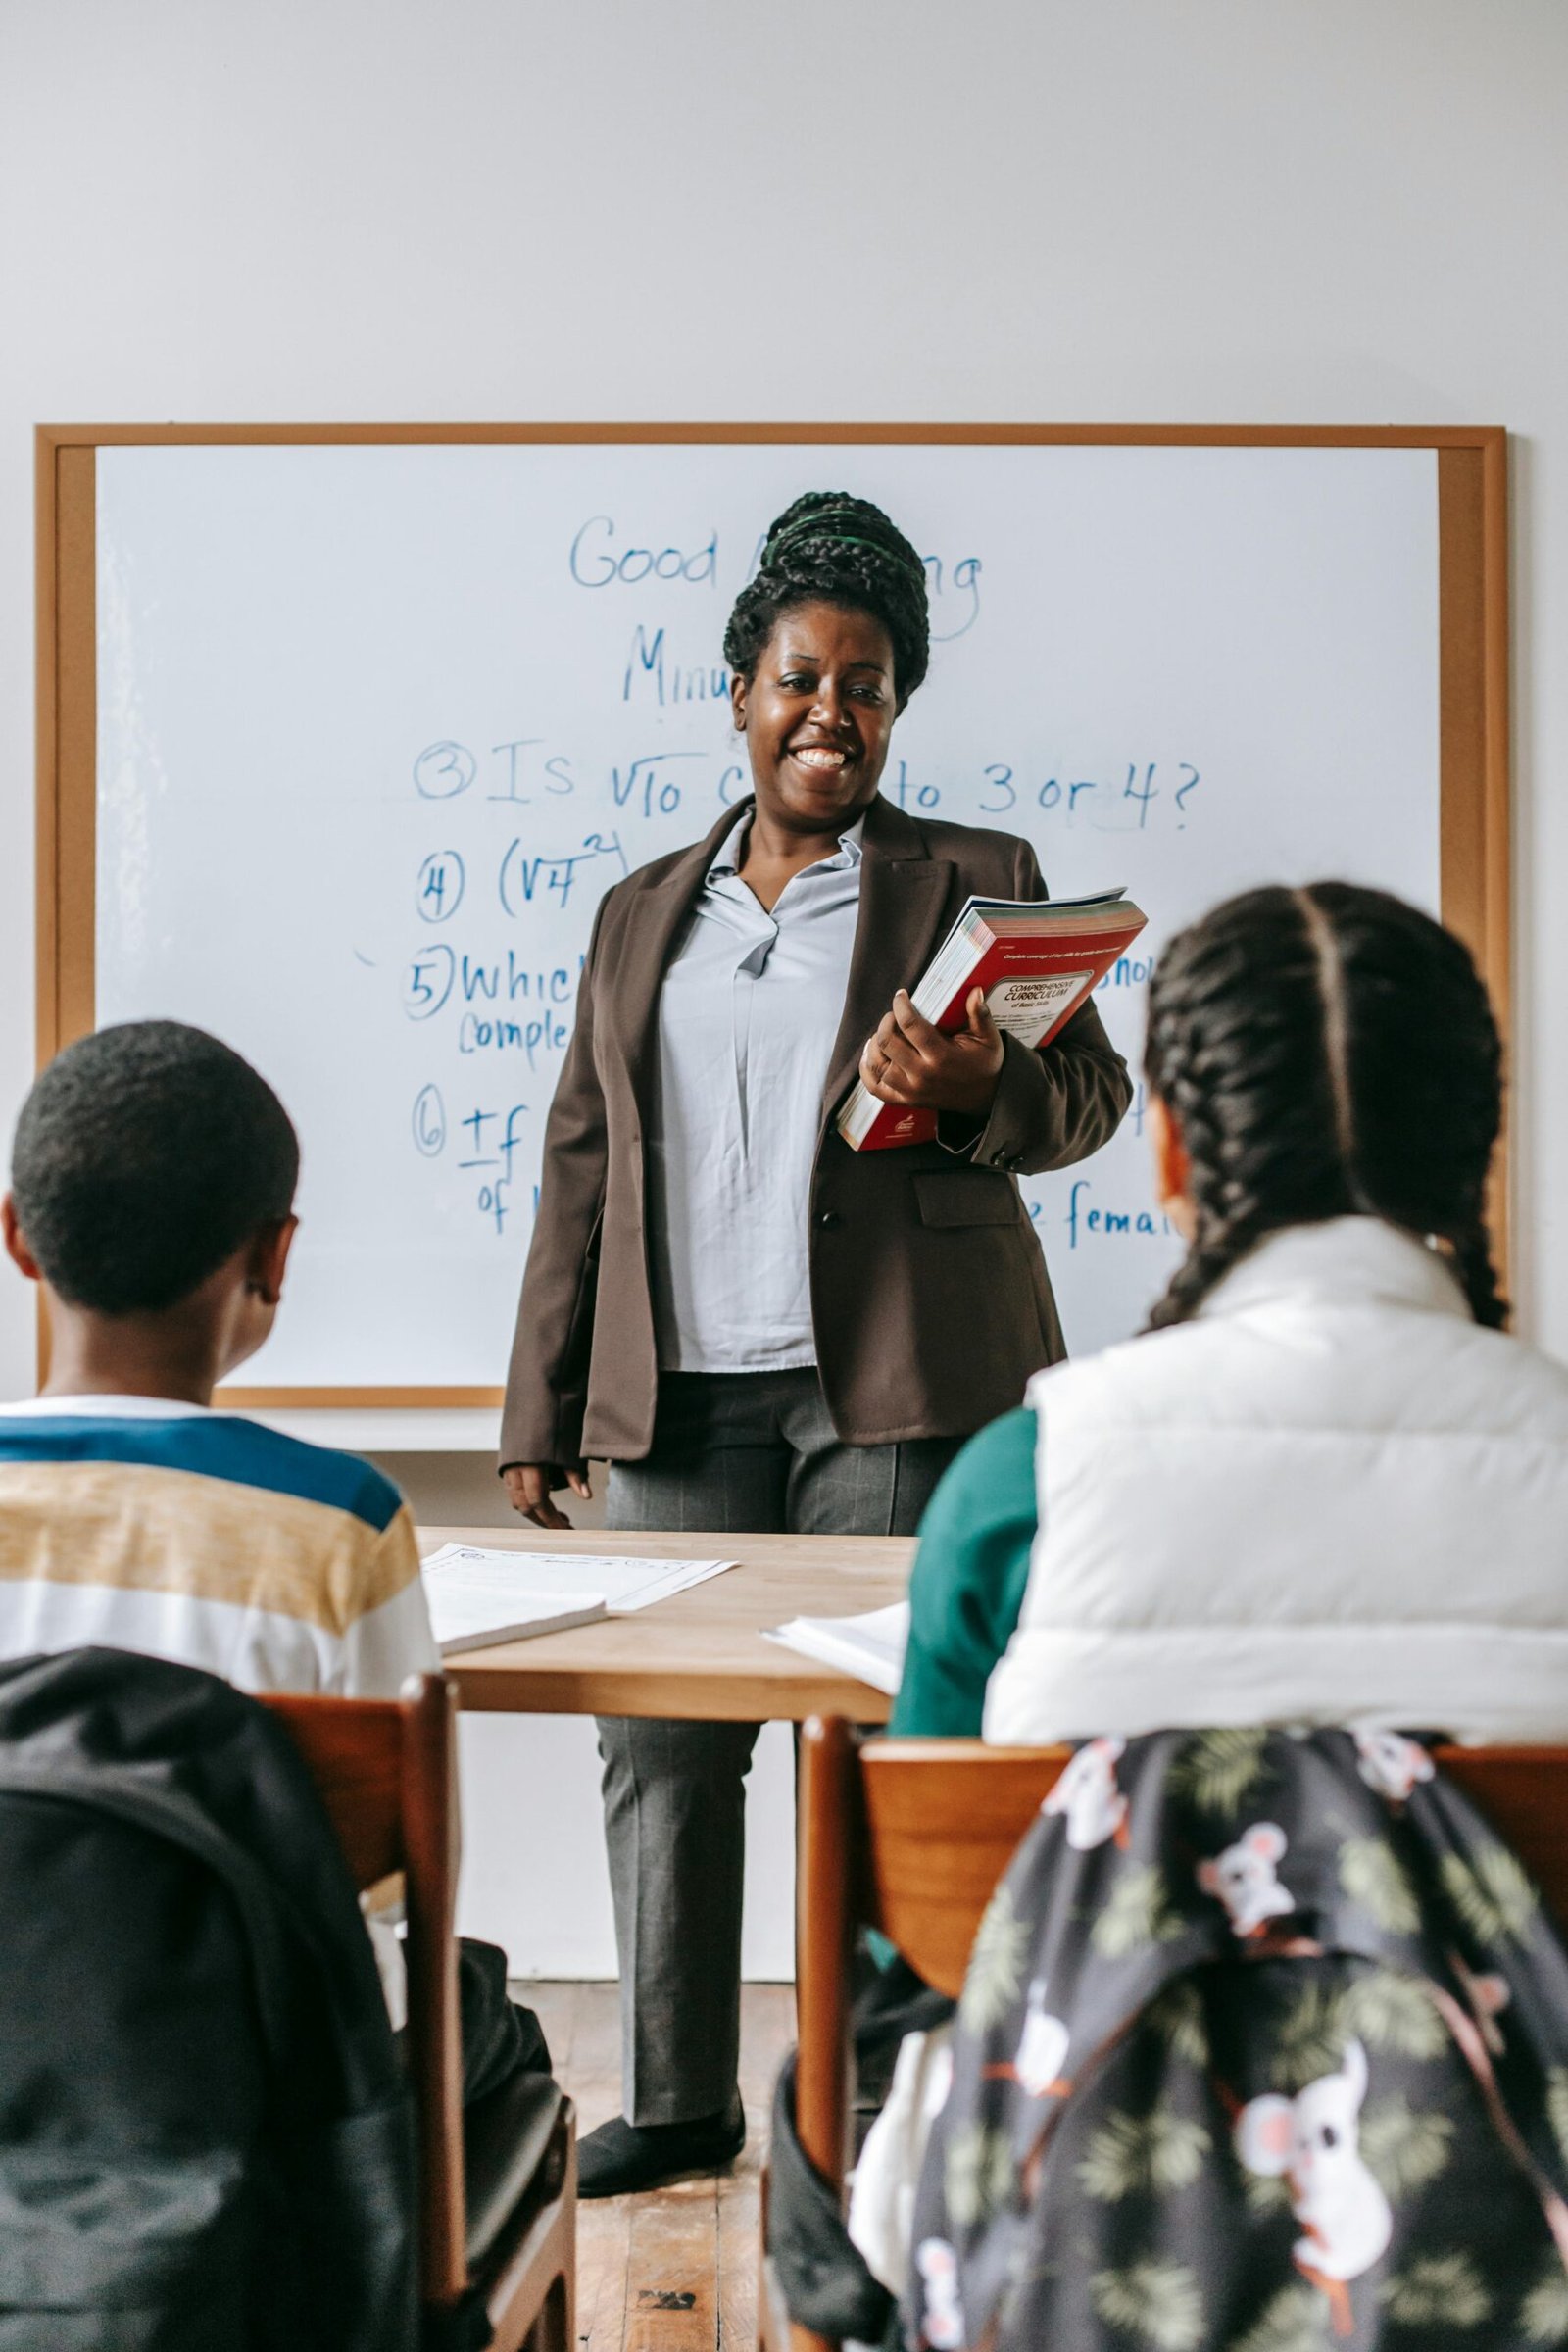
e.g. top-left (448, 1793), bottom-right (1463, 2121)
top-left (404, 943), bottom-right (455, 1021)
top-left (404, 937), bottom-right (585, 1066)
top-left (457, 1102), bottom-right (529, 1235)
top-left (1095, 953), bottom-right (1154, 992)
top-left (570, 516), bottom-right (717, 588)
top-left (925, 759), bottom-right (1201, 831)
top-left (411, 1083), bottom-right (446, 1157)
top-left (414, 739), bottom-right (577, 806)
top-left (623, 626), bottom-right (731, 707)
top-left (414, 741), bottom-right (477, 801)
top-left (498, 831), bottom-right (628, 916)
top-left (488, 740), bottom-right (578, 804)
top-left (923, 552), bottom-right (982, 642)
top-left (416, 736), bottom-right (753, 815)
top-left (411, 1092), bottom-right (530, 1236)
top-left (458, 955), bottom-right (576, 1004)
top-left (457, 954), bottom-right (577, 1062)
top-left (1063, 1176), bottom-right (1176, 1251)
top-left (414, 737), bottom-right (1200, 837)
top-left (416, 850), bottom-right (466, 923)
top-left (460, 1009), bottom-right (569, 1065)
top-left (610, 753), bottom-right (705, 819)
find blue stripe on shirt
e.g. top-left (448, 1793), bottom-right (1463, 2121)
top-left (0, 1415), bottom-right (403, 1535)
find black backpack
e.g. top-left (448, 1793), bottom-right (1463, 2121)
top-left (0, 1647), bottom-right (419, 2351)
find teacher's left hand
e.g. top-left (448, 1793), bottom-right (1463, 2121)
top-left (860, 987), bottom-right (1005, 1118)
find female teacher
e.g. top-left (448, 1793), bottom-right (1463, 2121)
top-left (499, 492), bottom-right (1132, 2195)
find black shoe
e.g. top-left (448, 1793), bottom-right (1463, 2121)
top-left (577, 2091), bottom-right (746, 2198)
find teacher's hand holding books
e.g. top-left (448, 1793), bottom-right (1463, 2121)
top-left (840, 888), bottom-right (1149, 1152)
top-left (859, 987), bottom-right (1005, 1117)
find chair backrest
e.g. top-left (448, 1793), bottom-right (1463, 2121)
top-left (793, 1719), bottom-right (1069, 2213)
top-left (795, 1718), bottom-right (1568, 2207)
top-left (261, 1675), bottom-right (466, 2309)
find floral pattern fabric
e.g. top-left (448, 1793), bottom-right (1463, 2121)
top-left (904, 1728), bottom-right (1568, 2352)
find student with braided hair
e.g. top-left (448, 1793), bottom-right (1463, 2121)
top-left (500, 489), bottom-right (1132, 2192)
top-left (894, 879), bottom-right (1568, 1750)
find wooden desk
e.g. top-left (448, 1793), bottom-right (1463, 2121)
top-left (422, 1526), bottom-right (913, 1722)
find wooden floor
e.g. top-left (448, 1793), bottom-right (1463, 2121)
top-left (517, 1980), bottom-right (797, 2352)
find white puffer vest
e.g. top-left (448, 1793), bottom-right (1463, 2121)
top-left (983, 1217), bottom-right (1568, 1747)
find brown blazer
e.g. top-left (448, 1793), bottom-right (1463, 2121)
top-left (500, 795), bottom-right (1132, 1473)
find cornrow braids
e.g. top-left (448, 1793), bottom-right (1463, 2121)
top-left (723, 490), bottom-right (930, 710)
top-left (1143, 882), bottom-right (1506, 1332)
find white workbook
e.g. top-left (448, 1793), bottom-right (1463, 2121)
top-left (763, 1601), bottom-right (911, 1697)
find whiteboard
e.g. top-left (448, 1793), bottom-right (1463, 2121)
top-left (91, 439), bottom-right (1442, 1394)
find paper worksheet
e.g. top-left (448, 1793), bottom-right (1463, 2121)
top-left (419, 1544), bottom-right (738, 1615)
top-left (762, 1601), bottom-right (910, 1697)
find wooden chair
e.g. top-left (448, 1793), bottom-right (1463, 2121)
top-left (263, 1674), bottom-right (575, 2352)
top-left (766, 1717), bottom-right (1568, 2352)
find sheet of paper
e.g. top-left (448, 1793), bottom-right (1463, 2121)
top-left (762, 1601), bottom-right (910, 1696)
top-left (420, 1544), bottom-right (737, 1613)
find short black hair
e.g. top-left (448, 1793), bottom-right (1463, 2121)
top-left (723, 490), bottom-right (931, 710)
top-left (11, 1021), bottom-right (300, 1314)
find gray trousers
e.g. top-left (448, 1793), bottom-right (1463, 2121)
top-left (598, 1368), bottom-right (959, 2125)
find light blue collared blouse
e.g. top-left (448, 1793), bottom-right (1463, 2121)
top-left (647, 813), bottom-right (864, 1372)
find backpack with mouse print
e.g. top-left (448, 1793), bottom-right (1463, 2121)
top-left (903, 1727), bottom-right (1568, 2352)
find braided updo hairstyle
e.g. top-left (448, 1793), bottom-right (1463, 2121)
top-left (723, 491), bottom-right (930, 710)
top-left (1144, 882), bottom-right (1506, 1332)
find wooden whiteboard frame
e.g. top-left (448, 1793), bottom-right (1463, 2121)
top-left (35, 422), bottom-right (1510, 1408)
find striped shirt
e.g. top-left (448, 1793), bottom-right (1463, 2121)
top-left (0, 1396), bottom-right (439, 1698)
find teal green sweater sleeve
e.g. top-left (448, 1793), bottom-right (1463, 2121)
top-left (891, 1405), bottom-right (1039, 1738)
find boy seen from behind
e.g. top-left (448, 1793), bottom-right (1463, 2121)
top-left (1, 1021), bottom-right (545, 2096)
top-left (0, 1020), bottom-right (438, 1691)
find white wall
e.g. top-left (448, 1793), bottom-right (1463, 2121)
top-left (3, 0), bottom-right (1567, 1975)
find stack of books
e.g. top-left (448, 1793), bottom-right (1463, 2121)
top-left (836, 886), bottom-right (1149, 1152)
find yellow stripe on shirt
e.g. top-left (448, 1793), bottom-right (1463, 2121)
top-left (0, 1459), bottom-right (421, 1638)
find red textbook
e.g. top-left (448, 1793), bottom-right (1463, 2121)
top-left (836, 887), bottom-right (1148, 1152)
